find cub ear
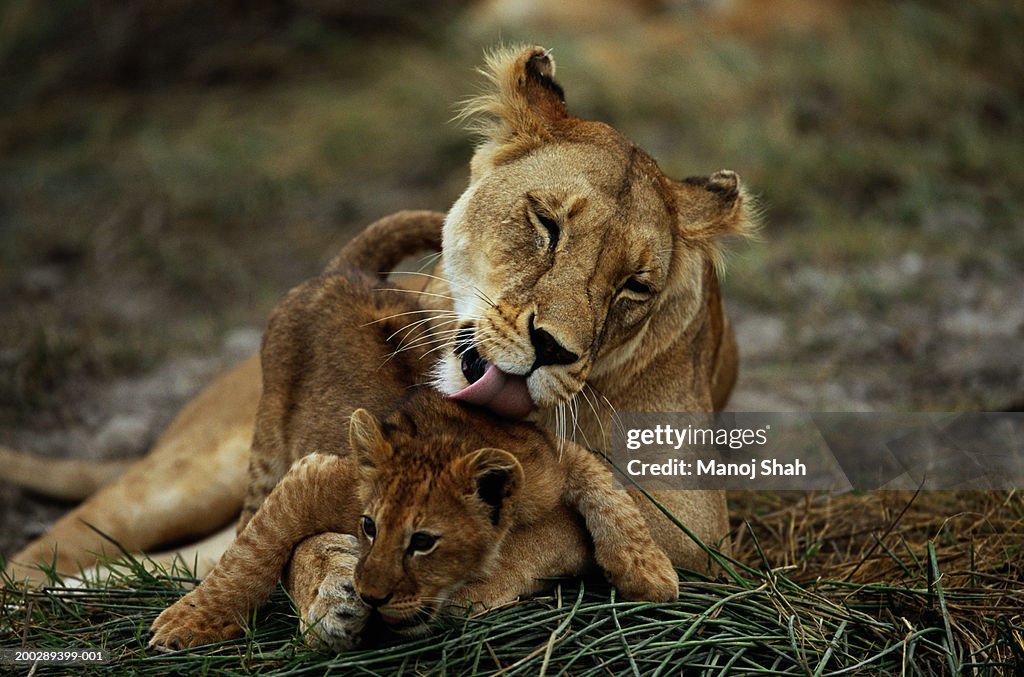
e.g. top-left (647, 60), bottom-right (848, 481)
top-left (457, 448), bottom-right (523, 527)
top-left (673, 170), bottom-right (757, 245)
top-left (459, 45), bottom-right (569, 172)
top-left (348, 408), bottom-right (387, 475)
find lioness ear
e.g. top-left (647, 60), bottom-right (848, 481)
top-left (459, 45), bottom-right (569, 173)
top-left (673, 170), bottom-right (757, 245)
top-left (457, 448), bottom-right (523, 526)
top-left (348, 408), bottom-right (387, 475)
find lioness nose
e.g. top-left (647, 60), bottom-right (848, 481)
top-left (359, 591), bottom-right (393, 608)
top-left (529, 316), bottom-right (579, 368)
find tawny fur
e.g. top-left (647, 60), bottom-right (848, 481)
top-left (431, 45), bottom-right (755, 569)
top-left (2, 210), bottom-right (446, 585)
top-left (4, 46), bottom-right (752, 591)
top-left (149, 253), bottom-right (676, 650)
top-left (0, 446), bottom-right (132, 501)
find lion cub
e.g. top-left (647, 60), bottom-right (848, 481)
top-left (149, 244), bottom-right (677, 651)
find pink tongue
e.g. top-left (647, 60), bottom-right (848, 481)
top-left (449, 363), bottom-right (534, 420)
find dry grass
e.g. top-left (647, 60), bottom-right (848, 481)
top-left (3, 489), bottom-right (1022, 674)
top-left (732, 490), bottom-right (1024, 669)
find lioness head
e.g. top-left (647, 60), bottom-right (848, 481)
top-left (436, 46), bottom-right (754, 418)
top-left (346, 407), bottom-right (522, 636)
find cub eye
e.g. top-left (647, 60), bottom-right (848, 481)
top-left (529, 208), bottom-right (560, 251)
top-left (621, 277), bottom-right (653, 296)
top-left (360, 515), bottom-right (377, 540)
top-left (408, 532), bottom-right (438, 554)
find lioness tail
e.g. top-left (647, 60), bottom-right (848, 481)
top-left (0, 445), bottom-right (133, 501)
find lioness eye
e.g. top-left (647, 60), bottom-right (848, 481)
top-left (530, 208), bottom-right (560, 251)
top-left (408, 532), bottom-right (438, 553)
top-left (360, 515), bottom-right (377, 539)
top-left (621, 277), bottom-right (652, 296)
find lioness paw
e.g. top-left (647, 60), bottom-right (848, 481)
top-left (607, 547), bottom-right (679, 603)
top-left (148, 596), bottom-right (243, 652)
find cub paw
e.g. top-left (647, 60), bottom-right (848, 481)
top-left (300, 571), bottom-right (371, 651)
top-left (606, 547), bottom-right (679, 602)
top-left (289, 533), bottom-right (370, 652)
top-left (148, 594), bottom-right (243, 652)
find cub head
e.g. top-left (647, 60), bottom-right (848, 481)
top-left (347, 408), bottom-right (523, 635)
top-left (437, 46), bottom-right (754, 418)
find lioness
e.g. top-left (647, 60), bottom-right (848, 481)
top-left (426, 46), bottom-right (752, 568)
top-left (148, 246), bottom-right (677, 650)
top-left (3, 45), bottom-right (752, 588)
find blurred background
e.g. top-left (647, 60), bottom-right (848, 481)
top-left (1, 0), bottom-right (1022, 554)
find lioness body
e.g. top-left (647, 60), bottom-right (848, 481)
top-left (428, 47), bottom-right (751, 567)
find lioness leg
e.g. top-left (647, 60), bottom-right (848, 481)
top-left (559, 446), bottom-right (679, 601)
top-left (144, 524), bottom-right (238, 580)
top-left (6, 355), bottom-right (261, 586)
top-left (149, 454), bottom-right (358, 651)
top-left (631, 489), bottom-right (731, 574)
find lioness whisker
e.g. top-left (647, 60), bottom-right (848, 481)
top-left (412, 250), bottom-right (442, 272)
top-left (471, 285), bottom-right (497, 309)
top-left (388, 321), bottom-right (452, 346)
top-left (380, 270), bottom-right (498, 311)
top-left (363, 308), bottom-right (462, 327)
top-left (467, 328), bottom-right (502, 346)
top-left (376, 288), bottom-right (460, 304)
top-left (554, 401), bottom-right (566, 460)
top-left (381, 333), bottom-right (460, 367)
top-left (398, 326), bottom-right (473, 348)
top-left (418, 340), bottom-right (469, 361)
top-left (569, 393), bottom-right (591, 449)
top-left (383, 270), bottom-right (469, 294)
top-left (390, 327), bottom-right (474, 359)
top-left (579, 385), bottom-right (606, 446)
top-left (387, 322), bottom-right (466, 353)
top-left (417, 331), bottom-right (499, 360)
top-left (438, 272), bottom-right (497, 309)
top-left (560, 401), bottom-right (570, 458)
top-left (455, 331), bottom-right (503, 356)
top-left (387, 315), bottom-right (465, 344)
top-left (596, 390), bottom-right (627, 440)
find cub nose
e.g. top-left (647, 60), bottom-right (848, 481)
top-left (529, 315), bottom-right (579, 368)
top-left (359, 591), bottom-right (393, 608)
